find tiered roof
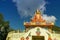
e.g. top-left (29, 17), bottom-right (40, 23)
top-left (24, 10), bottom-right (54, 28)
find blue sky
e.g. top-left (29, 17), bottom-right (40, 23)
top-left (0, 0), bottom-right (60, 30)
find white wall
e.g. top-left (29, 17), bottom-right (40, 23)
top-left (6, 27), bottom-right (53, 40)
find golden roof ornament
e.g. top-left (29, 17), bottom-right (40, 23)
top-left (35, 9), bottom-right (41, 14)
top-left (24, 9), bottom-right (54, 28)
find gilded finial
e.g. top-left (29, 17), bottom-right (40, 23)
top-left (35, 9), bottom-right (41, 14)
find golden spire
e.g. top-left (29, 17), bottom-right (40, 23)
top-left (35, 9), bottom-right (41, 14)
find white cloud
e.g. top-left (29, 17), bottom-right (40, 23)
top-left (12, 0), bottom-right (46, 18)
top-left (12, 0), bottom-right (56, 22)
top-left (42, 14), bottom-right (56, 23)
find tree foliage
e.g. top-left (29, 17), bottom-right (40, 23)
top-left (0, 14), bottom-right (13, 40)
top-left (52, 25), bottom-right (60, 33)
